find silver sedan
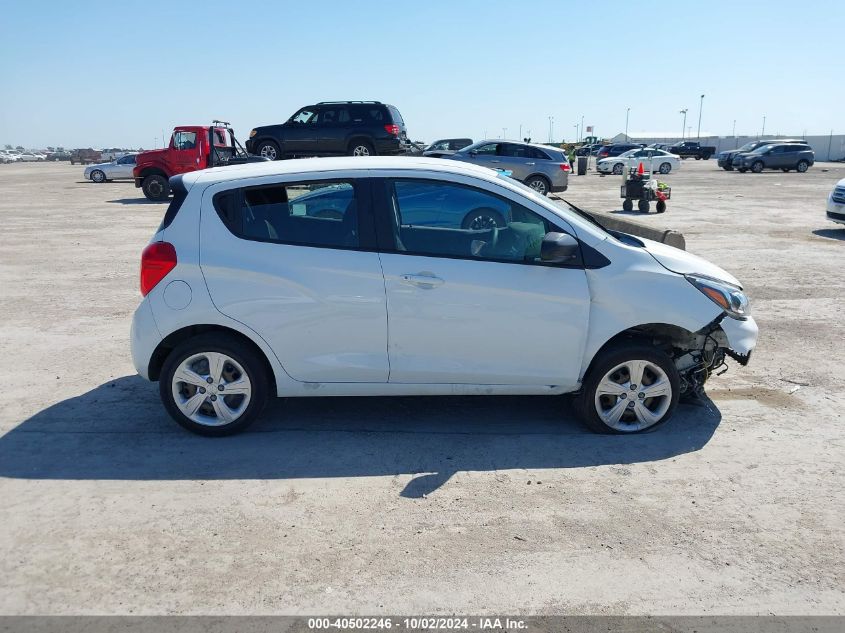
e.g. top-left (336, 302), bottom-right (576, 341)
top-left (84, 154), bottom-right (137, 183)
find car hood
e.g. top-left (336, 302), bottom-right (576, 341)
top-left (135, 148), bottom-right (167, 164)
top-left (638, 237), bottom-right (741, 288)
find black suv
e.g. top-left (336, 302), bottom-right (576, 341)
top-left (246, 101), bottom-right (410, 160)
top-left (596, 143), bottom-right (642, 160)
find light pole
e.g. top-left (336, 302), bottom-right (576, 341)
top-left (625, 107), bottom-right (630, 141)
top-left (696, 94), bottom-right (704, 140)
top-left (580, 115), bottom-right (584, 142)
top-left (548, 116), bottom-right (554, 143)
top-left (732, 120), bottom-right (737, 148)
top-left (502, 127), bottom-right (507, 139)
top-left (573, 124), bottom-right (578, 143)
top-left (519, 124), bottom-right (522, 141)
top-left (761, 115), bottom-right (766, 138)
top-left (679, 109), bottom-right (688, 140)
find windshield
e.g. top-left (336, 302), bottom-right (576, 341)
top-left (618, 149), bottom-right (638, 158)
top-left (496, 173), bottom-right (612, 238)
top-left (737, 142), bottom-right (757, 152)
top-left (750, 144), bottom-right (775, 154)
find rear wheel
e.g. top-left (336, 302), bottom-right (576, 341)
top-left (524, 175), bottom-right (550, 196)
top-left (612, 163), bottom-right (624, 175)
top-left (750, 161), bottom-right (764, 173)
top-left (637, 199), bottom-right (649, 213)
top-left (160, 333), bottom-right (269, 437)
top-left (658, 162), bottom-right (671, 174)
top-left (142, 174), bottom-right (170, 201)
top-left (656, 200), bottom-right (666, 213)
top-left (782, 168), bottom-right (790, 172)
top-left (90, 169), bottom-right (106, 183)
top-left (255, 140), bottom-right (280, 161)
top-left (738, 167), bottom-right (748, 173)
top-left (622, 199), bottom-right (633, 212)
top-left (349, 140), bottom-right (374, 157)
top-left (796, 160), bottom-right (809, 173)
top-left (575, 343), bottom-right (680, 434)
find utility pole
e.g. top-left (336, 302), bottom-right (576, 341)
top-left (580, 115), bottom-right (584, 142)
top-left (625, 107), bottom-right (630, 141)
top-left (761, 115), bottom-right (766, 138)
top-left (732, 120), bottom-right (737, 148)
top-left (548, 116), bottom-right (554, 143)
top-left (519, 124), bottom-right (522, 141)
top-left (679, 109), bottom-right (688, 140)
top-left (697, 94), bottom-right (705, 140)
top-left (502, 127), bottom-right (507, 139)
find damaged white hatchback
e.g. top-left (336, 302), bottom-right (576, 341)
top-left (130, 157), bottom-right (757, 436)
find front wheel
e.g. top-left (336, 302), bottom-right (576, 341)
top-left (796, 160), bottom-right (809, 173)
top-left (612, 163), bottom-right (624, 175)
top-left (255, 140), bottom-right (280, 161)
top-left (722, 165), bottom-right (733, 171)
top-left (160, 333), bottom-right (269, 436)
top-left (524, 175), bottom-right (550, 196)
top-left (637, 199), bottom-right (649, 213)
top-left (738, 167), bottom-right (748, 173)
top-left (575, 343), bottom-right (680, 434)
top-left (658, 162), bottom-right (671, 174)
top-left (656, 200), bottom-right (666, 213)
top-left (142, 174), bottom-right (170, 200)
top-left (751, 161), bottom-right (764, 173)
top-left (90, 169), bottom-right (106, 183)
top-left (622, 199), bottom-right (633, 212)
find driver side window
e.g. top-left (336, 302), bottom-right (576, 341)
top-left (386, 179), bottom-right (557, 264)
top-left (290, 109), bottom-right (316, 125)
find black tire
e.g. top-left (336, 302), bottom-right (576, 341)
top-left (524, 175), bottom-right (551, 196)
top-left (612, 163), bottom-right (624, 175)
top-left (90, 169), bottom-right (106, 183)
top-left (142, 174), bottom-right (170, 201)
top-left (70, 159), bottom-right (76, 165)
top-left (461, 207), bottom-right (506, 230)
top-left (349, 140), bottom-right (375, 157)
top-left (255, 140), bottom-right (281, 161)
top-left (658, 162), bottom-right (671, 174)
top-left (796, 160), bottom-right (809, 173)
top-left (781, 168), bottom-right (790, 172)
top-left (750, 161), bottom-right (764, 173)
top-left (722, 165), bottom-right (733, 171)
top-left (656, 200), bottom-right (666, 213)
top-left (637, 199), bottom-right (649, 213)
top-left (574, 342), bottom-right (680, 434)
top-left (738, 167), bottom-right (748, 173)
top-left (694, 156), bottom-right (701, 160)
top-left (622, 199), bottom-right (633, 212)
top-left (159, 333), bottom-right (270, 437)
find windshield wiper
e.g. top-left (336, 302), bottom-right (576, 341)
top-left (558, 197), bottom-right (610, 233)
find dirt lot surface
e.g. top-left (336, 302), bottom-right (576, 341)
top-left (1, 160), bottom-right (843, 615)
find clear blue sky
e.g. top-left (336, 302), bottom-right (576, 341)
top-left (1, 0), bottom-right (842, 149)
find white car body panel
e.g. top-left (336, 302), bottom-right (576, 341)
top-left (130, 157), bottom-right (758, 401)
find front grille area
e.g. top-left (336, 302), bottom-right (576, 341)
top-left (832, 187), bottom-right (845, 204)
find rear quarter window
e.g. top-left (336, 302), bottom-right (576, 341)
top-left (158, 176), bottom-right (188, 231)
top-left (387, 106), bottom-right (404, 125)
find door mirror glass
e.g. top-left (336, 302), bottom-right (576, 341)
top-left (540, 232), bottom-right (579, 263)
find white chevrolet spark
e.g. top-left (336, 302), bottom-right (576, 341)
top-left (131, 157), bottom-right (757, 436)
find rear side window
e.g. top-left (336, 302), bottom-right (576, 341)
top-left (527, 147), bottom-right (551, 160)
top-left (213, 180), bottom-right (362, 249)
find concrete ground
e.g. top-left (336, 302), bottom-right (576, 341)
top-left (1, 159), bottom-right (843, 615)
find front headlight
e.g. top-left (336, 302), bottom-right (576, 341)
top-left (249, 129), bottom-right (257, 138)
top-left (686, 274), bottom-right (750, 320)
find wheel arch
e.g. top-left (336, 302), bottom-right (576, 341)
top-left (524, 172), bottom-right (552, 186)
top-left (346, 135), bottom-right (375, 152)
top-left (138, 166), bottom-right (169, 180)
top-left (147, 323), bottom-right (279, 395)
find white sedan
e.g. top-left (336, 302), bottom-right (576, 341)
top-left (16, 152), bottom-right (45, 162)
top-left (84, 154), bottom-right (137, 183)
top-left (827, 177), bottom-right (845, 226)
top-left (597, 148), bottom-right (681, 175)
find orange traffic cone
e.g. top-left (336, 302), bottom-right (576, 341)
top-left (637, 162), bottom-right (644, 176)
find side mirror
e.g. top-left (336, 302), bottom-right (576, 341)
top-left (540, 232), bottom-right (580, 263)
top-left (469, 150), bottom-right (477, 157)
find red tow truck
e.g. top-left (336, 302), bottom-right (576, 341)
top-left (133, 121), bottom-right (266, 200)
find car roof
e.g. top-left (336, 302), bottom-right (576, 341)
top-left (187, 156), bottom-right (513, 187)
top-left (469, 139), bottom-right (563, 152)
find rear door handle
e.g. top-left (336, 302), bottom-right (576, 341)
top-left (526, 162), bottom-right (535, 165)
top-left (491, 160), bottom-right (501, 163)
top-left (401, 273), bottom-right (444, 289)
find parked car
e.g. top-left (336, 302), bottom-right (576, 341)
top-left (443, 140), bottom-right (571, 195)
top-left (133, 122), bottom-right (266, 200)
top-left (827, 178), bottom-right (845, 226)
top-left (84, 154), bottom-right (137, 183)
top-left (667, 141), bottom-right (716, 160)
top-left (246, 101), bottom-right (412, 160)
top-left (596, 143), bottom-right (641, 161)
top-left (422, 138), bottom-right (473, 156)
top-left (46, 150), bottom-right (72, 161)
top-left (130, 156), bottom-right (757, 437)
top-left (717, 139), bottom-right (807, 171)
top-left (597, 148), bottom-right (681, 175)
top-left (17, 152), bottom-right (44, 162)
top-left (70, 149), bottom-right (103, 165)
top-left (731, 143), bottom-right (815, 173)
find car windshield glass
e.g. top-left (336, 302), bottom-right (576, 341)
top-left (618, 150), bottom-right (637, 157)
top-left (751, 145), bottom-right (774, 153)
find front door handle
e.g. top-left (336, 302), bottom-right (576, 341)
top-left (526, 162), bottom-right (535, 165)
top-left (491, 160), bottom-right (501, 163)
top-left (401, 273), bottom-right (444, 289)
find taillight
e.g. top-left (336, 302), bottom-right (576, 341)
top-left (560, 163), bottom-right (571, 171)
top-left (140, 242), bottom-right (177, 296)
top-left (384, 124), bottom-right (400, 136)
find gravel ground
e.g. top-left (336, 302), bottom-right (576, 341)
top-left (0, 160), bottom-right (843, 615)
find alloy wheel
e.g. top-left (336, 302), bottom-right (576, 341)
top-left (352, 145), bottom-right (371, 156)
top-left (171, 352), bottom-right (252, 426)
top-left (593, 359), bottom-right (672, 432)
top-left (259, 144), bottom-right (277, 160)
